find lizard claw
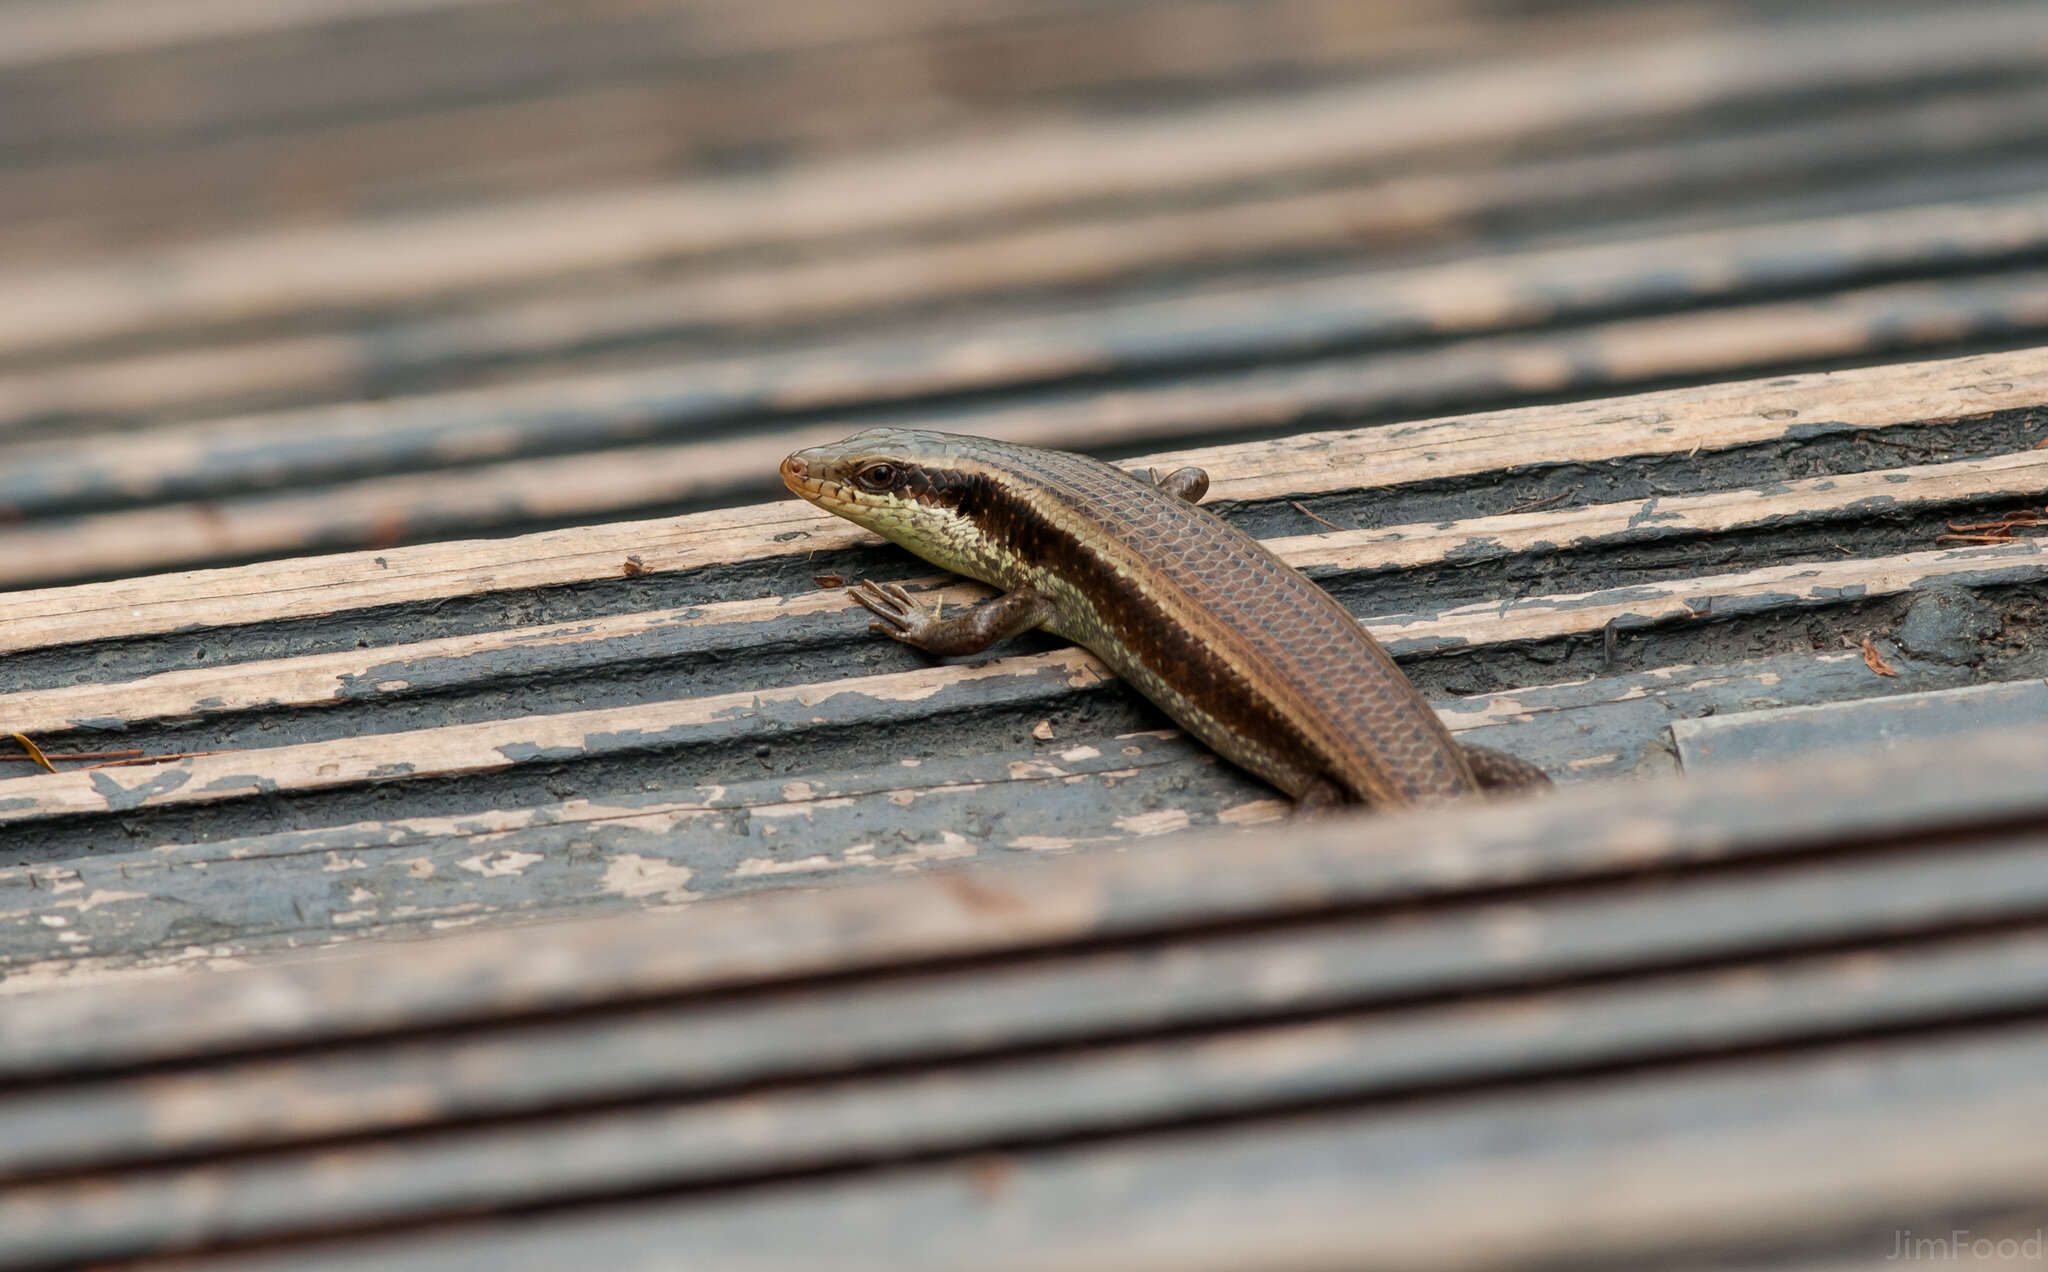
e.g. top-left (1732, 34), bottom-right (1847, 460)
top-left (850, 579), bottom-right (935, 643)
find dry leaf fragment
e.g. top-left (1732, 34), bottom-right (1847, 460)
top-left (1860, 638), bottom-right (1899, 678)
top-left (6, 733), bottom-right (54, 773)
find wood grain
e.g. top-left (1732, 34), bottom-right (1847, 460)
top-left (4, 346), bottom-right (2042, 653)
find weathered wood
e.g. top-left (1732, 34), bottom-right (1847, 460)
top-left (0, 0), bottom-right (1590, 218)
top-left (6, 4), bottom-right (2045, 357)
top-left (11, 926), bottom-right (2048, 1263)
top-left (3, 541), bottom-right (2036, 829)
top-left (5, 448), bottom-right (2037, 740)
top-left (6, 724), bottom-right (2046, 1079)
top-left (5, 346), bottom-right (2042, 651)
top-left (5, 10), bottom-right (2047, 1266)
top-left (16, 205), bottom-right (2048, 489)
top-left (5, 272), bottom-right (2047, 585)
top-left (1672, 680), bottom-right (2048, 771)
top-left (177, 1028), bottom-right (2048, 1272)
top-left (2, 644), bottom-right (1988, 982)
top-left (10, 845), bottom-right (2048, 1182)
top-left (2, 726), bottom-right (2047, 1266)
top-left (13, 183), bottom-right (2048, 432)
top-left (0, 0), bottom-right (530, 68)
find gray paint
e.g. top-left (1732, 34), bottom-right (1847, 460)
top-left (1672, 679), bottom-right (2048, 771)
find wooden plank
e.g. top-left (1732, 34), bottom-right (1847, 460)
top-left (19, 17), bottom-right (2048, 264)
top-left (0, 0), bottom-right (1544, 164)
top-left (0, 730), bottom-right (1222, 981)
top-left (10, 276), bottom-right (2044, 579)
top-left (15, 169), bottom-right (2048, 431)
top-left (3, 1), bottom-right (1737, 260)
top-left (2, 448), bottom-right (2039, 740)
top-left (10, 846), bottom-right (2048, 1182)
top-left (0, 646), bottom-right (1115, 826)
top-left (0, 644), bottom-right (1980, 981)
top-left (0, 0), bottom-right (510, 67)
top-left (16, 55), bottom-right (2048, 294)
top-left (5, 722), bottom-right (2046, 1079)
top-left (5, 4), bottom-right (2045, 358)
top-left (1673, 681), bottom-right (2048, 771)
top-left (3, 346), bottom-right (2043, 648)
top-left (1372, 540), bottom-right (2046, 656)
top-left (175, 1028), bottom-right (2048, 1272)
top-left (8, 927), bottom-right (2048, 1263)
top-left (1, 541), bottom-right (2038, 829)
top-left (0, 0), bottom-right (1137, 73)
top-left (15, 186), bottom-right (2048, 461)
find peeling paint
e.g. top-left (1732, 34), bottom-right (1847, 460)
top-left (1008, 835), bottom-right (1080, 852)
top-left (1114, 809), bottom-right (1192, 837)
top-left (732, 854), bottom-right (842, 877)
top-left (1006, 761), bottom-right (1068, 780)
top-left (1217, 799), bottom-right (1289, 826)
top-left (88, 765), bottom-right (194, 811)
top-left (72, 889), bottom-right (148, 912)
top-left (752, 797), bottom-right (857, 819)
top-left (456, 850), bottom-right (544, 878)
top-left (600, 854), bottom-right (699, 902)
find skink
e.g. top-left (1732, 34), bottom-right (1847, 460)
top-left (781, 428), bottom-right (1548, 812)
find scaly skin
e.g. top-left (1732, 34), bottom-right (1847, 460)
top-left (781, 428), bottom-right (1548, 810)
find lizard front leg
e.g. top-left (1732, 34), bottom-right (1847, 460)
top-left (850, 580), bottom-right (1054, 657)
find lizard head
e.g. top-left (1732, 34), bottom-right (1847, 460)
top-left (781, 429), bottom-right (999, 580)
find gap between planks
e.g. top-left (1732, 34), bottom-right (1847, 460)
top-left (3, 345), bottom-right (2045, 652)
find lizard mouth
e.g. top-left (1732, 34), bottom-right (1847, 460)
top-left (780, 452), bottom-right (827, 499)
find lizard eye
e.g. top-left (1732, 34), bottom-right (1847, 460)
top-left (854, 462), bottom-right (898, 492)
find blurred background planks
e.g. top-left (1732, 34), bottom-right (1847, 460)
top-left (3, 0), bottom-right (2048, 582)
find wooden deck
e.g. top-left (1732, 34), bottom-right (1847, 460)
top-left (7, 731), bottom-right (2048, 1267)
top-left (5, 347), bottom-right (2044, 988)
top-left (2, 0), bottom-right (2047, 1266)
